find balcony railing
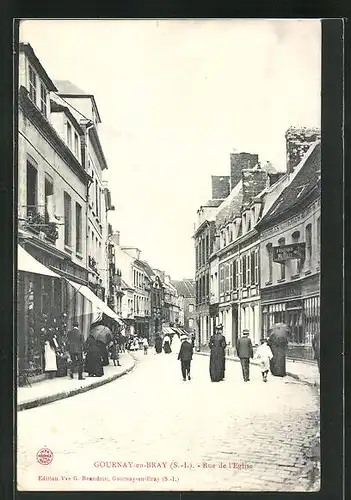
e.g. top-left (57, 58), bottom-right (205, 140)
top-left (22, 212), bottom-right (59, 242)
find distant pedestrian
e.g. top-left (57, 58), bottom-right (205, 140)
top-left (109, 338), bottom-right (121, 366)
top-left (154, 334), bottom-right (163, 354)
top-left (163, 334), bottom-right (172, 354)
top-left (178, 334), bottom-right (193, 381)
top-left (236, 329), bottom-right (254, 382)
top-left (312, 331), bottom-right (320, 372)
top-left (67, 321), bottom-right (85, 380)
top-left (255, 338), bottom-right (273, 382)
top-left (171, 333), bottom-right (181, 354)
top-left (209, 324), bottom-right (226, 382)
top-left (191, 333), bottom-right (195, 349)
top-left (143, 337), bottom-right (149, 355)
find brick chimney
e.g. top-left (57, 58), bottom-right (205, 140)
top-left (111, 231), bottom-right (120, 246)
top-left (241, 168), bottom-right (269, 207)
top-left (211, 176), bottom-right (230, 199)
top-left (230, 152), bottom-right (259, 190)
top-left (285, 126), bottom-right (321, 174)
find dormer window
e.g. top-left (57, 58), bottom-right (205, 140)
top-left (28, 64), bottom-right (37, 103)
top-left (40, 83), bottom-right (48, 116)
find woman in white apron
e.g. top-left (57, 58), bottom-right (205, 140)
top-left (44, 334), bottom-right (58, 378)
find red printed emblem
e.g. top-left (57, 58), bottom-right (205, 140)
top-left (36, 447), bottom-right (53, 465)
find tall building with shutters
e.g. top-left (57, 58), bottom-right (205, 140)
top-left (257, 139), bottom-right (321, 360)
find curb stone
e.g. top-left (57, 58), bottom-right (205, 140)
top-left (194, 351), bottom-right (319, 387)
top-left (17, 357), bottom-right (136, 412)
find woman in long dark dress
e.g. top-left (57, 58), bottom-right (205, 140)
top-left (163, 335), bottom-right (172, 354)
top-left (155, 334), bottom-right (163, 354)
top-left (96, 339), bottom-right (109, 366)
top-left (267, 331), bottom-right (288, 377)
top-left (84, 335), bottom-right (104, 377)
top-left (209, 325), bottom-right (227, 382)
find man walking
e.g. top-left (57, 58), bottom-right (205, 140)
top-left (236, 329), bottom-right (254, 382)
top-left (178, 334), bottom-right (193, 381)
top-left (67, 321), bottom-right (85, 380)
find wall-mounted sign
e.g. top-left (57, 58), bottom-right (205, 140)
top-left (273, 243), bottom-right (305, 263)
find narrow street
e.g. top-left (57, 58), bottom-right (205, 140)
top-left (17, 352), bottom-right (319, 492)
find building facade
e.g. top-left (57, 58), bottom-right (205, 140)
top-left (17, 43), bottom-right (92, 376)
top-left (258, 140), bottom-right (321, 360)
top-left (53, 80), bottom-right (111, 302)
top-left (171, 280), bottom-right (196, 333)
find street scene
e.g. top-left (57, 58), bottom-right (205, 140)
top-left (18, 350), bottom-right (320, 492)
top-left (16, 19), bottom-right (321, 492)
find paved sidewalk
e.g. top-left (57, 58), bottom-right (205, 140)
top-left (195, 351), bottom-right (320, 386)
top-left (17, 353), bottom-right (135, 412)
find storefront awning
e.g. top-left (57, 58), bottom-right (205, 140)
top-left (67, 279), bottom-right (124, 325)
top-left (17, 245), bottom-right (60, 278)
top-left (162, 326), bottom-right (175, 335)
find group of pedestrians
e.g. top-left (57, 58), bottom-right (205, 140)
top-left (206, 324), bottom-right (289, 383)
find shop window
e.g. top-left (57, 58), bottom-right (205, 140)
top-left (76, 203), bottom-right (82, 253)
top-left (28, 64), bottom-right (37, 103)
top-left (266, 243), bottom-right (273, 282)
top-left (26, 161), bottom-right (38, 217)
top-left (278, 238), bottom-right (286, 279)
top-left (64, 191), bottom-right (72, 246)
top-left (40, 83), bottom-right (47, 116)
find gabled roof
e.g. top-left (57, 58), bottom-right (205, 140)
top-left (19, 43), bottom-right (57, 92)
top-left (54, 79), bottom-right (102, 124)
top-left (171, 280), bottom-right (195, 298)
top-left (259, 141), bottom-right (321, 228)
top-left (50, 100), bottom-right (84, 135)
top-left (202, 199), bottom-right (224, 208)
top-left (54, 80), bottom-right (88, 95)
top-left (216, 180), bottom-right (243, 229)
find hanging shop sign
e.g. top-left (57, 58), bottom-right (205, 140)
top-left (273, 243), bottom-right (306, 263)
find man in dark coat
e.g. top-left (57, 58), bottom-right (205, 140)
top-left (178, 334), bottom-right (193, 381)
top-left (236, 329), bottom-right (254, 382)
top-left (67, 321), bottom-right (85, 380)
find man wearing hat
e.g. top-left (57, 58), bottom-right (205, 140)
top-left (67, 320), bottom-right (85, 380)
top-left (236, 329), bottom-right (254, 382)
top-left (177, 334), bottom-right (193, 381)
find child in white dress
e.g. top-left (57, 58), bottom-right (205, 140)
top-left (255, 338), bottom-right (273, 382)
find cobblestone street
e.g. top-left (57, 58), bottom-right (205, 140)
top-left (17, 351), bottom-right (320, 492)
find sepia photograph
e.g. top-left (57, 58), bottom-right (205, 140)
top-left (16, 18), bottom-right (321, 492)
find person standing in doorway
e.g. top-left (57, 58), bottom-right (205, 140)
top-left (178, 334), bottom-right (193, 381)
top-left (143, 337), bottom-right (149, 355)
top-left (236, 329), bottom-right (254, 382)
top-left (67, 321), bottom-right (85, 380)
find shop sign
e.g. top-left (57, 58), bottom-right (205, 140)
top-left (262, 283), bottom-right (301, 302)
top-left (273, 243), bottom-right (305, 262)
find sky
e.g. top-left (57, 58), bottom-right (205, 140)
top-left (19, 19), bottom-right (321, 279)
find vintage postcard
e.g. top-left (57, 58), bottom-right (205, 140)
top-left (16, 18), bottom-right (321, 492)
